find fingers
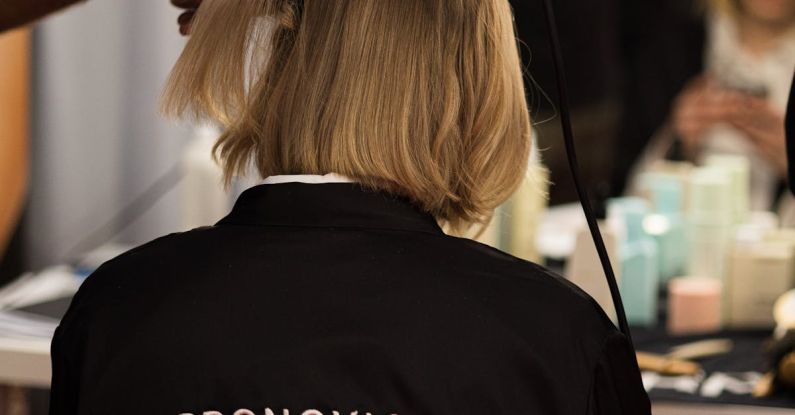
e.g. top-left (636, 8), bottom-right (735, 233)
top-left (671, 76), bottom-right (764, 158)
top-left (754, 141), bottom-right (788, 177)
top-left (673, 75), bottom-right (788, 175)
top-left (171, 0), bottom-right (202, 9)
top-left (178, 10), bottom-right (196, 35)
top-left (673, 84), bottom-right (735, 140)
top-left (172, 0), bottom-right (202, 36)
top-left (727, 101), bottom-right (787, 175)
top-left (177, 9), bottom-right (196, 26)
top-left (728, 98), bottom-right (784, 134)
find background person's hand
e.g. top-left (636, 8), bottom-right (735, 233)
top-left (729, 96), bottom-right (788, 177)
top-left (671, 76), bottom-right (737, 159)
top-left (171, 0), bottom-right (202, 35)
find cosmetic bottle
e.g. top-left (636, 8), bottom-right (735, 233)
top-left (726, 229), bottom-right (795, 328)
top-left (502, 163), bottom-right (550, 263)
top-left (668, 277), bottom-right (722, 334)
top-left (687, 167), bottom-right (733, 283)
top-left (639, 172), bottom-right (688, 283)
top-left (726, 238), bottom-right (795, 328)
top-left (634, 160), bottom-right (694, 207)
top-left (468, 142), bottom-right (549, 258)
top-left (566, 195), bottom-right (623, 321)
top-left (610, 197), bottom-right (660, 326)
top-left (704, 155), bottom-right (750, 225)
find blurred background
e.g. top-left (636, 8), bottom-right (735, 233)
top-left (1, 0), bottom-right (794, 414)
top-left (1, 0), bottom-right (193, 284)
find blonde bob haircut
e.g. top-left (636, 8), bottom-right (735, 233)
top-left (163, 0), bottom-right (532, 231)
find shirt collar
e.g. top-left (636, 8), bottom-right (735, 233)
top-left (262, 173), bottom-right (356, 185)
top-left (217, 181), bottom-right (445, 235)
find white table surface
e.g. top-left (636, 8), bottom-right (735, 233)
top-left (653, 402), bottom-right (794, 414)
top-left (0, 336), bottom-right (51, 388)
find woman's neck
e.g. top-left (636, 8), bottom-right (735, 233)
top-left (737, 14), bottom-right (792, 56)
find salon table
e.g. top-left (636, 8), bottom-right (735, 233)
top-left (654, 403), bottom-right (793, 414)
top-left (633, 326), bottom-right (795, 413)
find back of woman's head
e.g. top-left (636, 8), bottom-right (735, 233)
top-left (163, 0), bottom-right (532, 230)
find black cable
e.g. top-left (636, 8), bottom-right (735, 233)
top-left (540, 0), bottom-right (634, 346)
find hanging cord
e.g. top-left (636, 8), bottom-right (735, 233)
top-left (539, 0), bottom-right (634, 347)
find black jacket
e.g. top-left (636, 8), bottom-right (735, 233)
top-left (49, 182), bottom-right (650, 415)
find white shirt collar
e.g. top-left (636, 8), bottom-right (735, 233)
top-left (262, 173), bottom-right (356, 185)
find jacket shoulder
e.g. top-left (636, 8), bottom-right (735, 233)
top-left (435, 234), bottom-right (617, 332)
top-left (59, 227), bottom-right (222, 323)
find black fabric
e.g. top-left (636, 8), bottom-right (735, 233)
top-left (49, 183), bottom-right (649, 415)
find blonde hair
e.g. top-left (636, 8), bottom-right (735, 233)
top-left (163, 0), bottom-right (532, 231)
top-left (706, 0), bottom-right (739, 16)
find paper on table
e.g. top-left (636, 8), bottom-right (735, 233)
top-left (0, 266), bottom-right (81, 311)
top-left (0, 309), bottom-right (57, 340)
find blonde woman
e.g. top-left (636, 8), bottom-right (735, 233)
top-left (49, 1), bottom-right (649, 414)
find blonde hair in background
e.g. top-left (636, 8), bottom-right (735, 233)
top-left (163, 0), bottom-right (532, 231)
top-left (706, 0), bottom-right (740, 16)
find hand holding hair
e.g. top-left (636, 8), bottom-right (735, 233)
top-left (171, 0), bottom-right (203, 35)
top-left (0, 0), bottom-right (203, 34)
top-left (0, 0), bottom-right (84, 32)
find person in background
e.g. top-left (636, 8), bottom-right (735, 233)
top-left (48, 0), bottom-right (649, 413)
top-left (617, 0), bottom-right (795, 220)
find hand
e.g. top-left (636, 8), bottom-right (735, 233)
top-left (0, 0), bottom-right (83, 33)
top-left (728, 96), bottom-right (788, 177)
top-left (671, 76), bottom-right (737, 159)
top-left (171, 0), bottom-right (202, 36)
